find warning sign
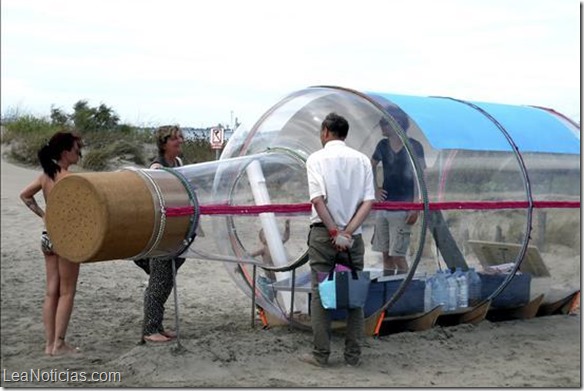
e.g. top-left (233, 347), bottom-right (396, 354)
top-left (210, 127), bottom-right (224, 149)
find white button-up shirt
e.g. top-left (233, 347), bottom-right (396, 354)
top-left (306, 140), bottom-right (375, 234)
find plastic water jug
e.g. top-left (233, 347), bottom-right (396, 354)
top-left (431, 270), bottom-right (447, 309)
top-left (445, 270), bottom-right (458, 311)
top-left (453, 267), bottom-right (468, 308)
top-left (467, 267), bottom-right (482, 306)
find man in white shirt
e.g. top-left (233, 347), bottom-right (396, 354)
top-left (300, 112), bottom-right (375, 368)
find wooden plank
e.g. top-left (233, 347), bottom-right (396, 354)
top-left (468, 240), bottom-right (550, 277)
top-left (486, 294), bottom-right (545, 322)
top-left (377, 306), bottom-right (443, 335)
top-left (436, 300), bottom-right (491, 327)
top-left (460, 300), bottom-right (491, 324)
top-left (537, 291), bottom-right (579, 317)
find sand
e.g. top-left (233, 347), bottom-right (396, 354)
top-left (0, 152), bottom-right (580, 388)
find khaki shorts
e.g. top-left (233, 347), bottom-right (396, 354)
top-left (371, 211), bottom-right (411, 256)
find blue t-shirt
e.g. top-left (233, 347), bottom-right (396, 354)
top-left (372, 138), bottom-right (425, 202)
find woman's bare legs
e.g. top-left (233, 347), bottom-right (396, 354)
top-left (43, 253), bottom-right (60, 355)
top-left (51, 257), bottom-right (80, 356)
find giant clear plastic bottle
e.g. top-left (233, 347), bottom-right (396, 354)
top-left (467, 267), bottom-right (482, 306)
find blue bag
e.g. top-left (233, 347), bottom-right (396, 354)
top-left (318, 269), bottom-right (371, 310)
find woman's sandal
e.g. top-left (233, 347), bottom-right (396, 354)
top-left (160, 330), bottom-right (177, 339)
top-left (143, 333), bottom-right (171, 344)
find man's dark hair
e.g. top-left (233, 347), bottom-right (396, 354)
top-left (321, 112), bottom-right (349, 139)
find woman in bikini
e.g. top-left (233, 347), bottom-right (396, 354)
top-left (20, 131), bottom-right (83, 356)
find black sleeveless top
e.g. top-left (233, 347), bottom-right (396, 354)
top-left (150, 155), bottom-right (183, 168)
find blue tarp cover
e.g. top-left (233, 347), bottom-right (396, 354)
top-left (368, 92), bottom-right (580, 155)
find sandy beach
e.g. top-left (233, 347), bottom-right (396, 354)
top-left (0, 152), bottom-right (580, 388)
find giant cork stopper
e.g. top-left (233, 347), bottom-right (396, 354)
top-left (46, 169), bottom-right (192, 263)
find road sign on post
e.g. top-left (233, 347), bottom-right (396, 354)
top-left (210, 127), bottom-right (224, 149)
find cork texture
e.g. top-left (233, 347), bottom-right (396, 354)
top-left (46, 171), bottom-right (155, 263)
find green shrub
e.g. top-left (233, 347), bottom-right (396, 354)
top-left (2, 115), bottom-right (58, 145)
top-left (2, 107), bottom-right (218, 168)
top-left (182, 138), bottom-right (215, 164)
top-left (81, 148), bottom-right (111, 171)
top-left (80, 139), bottom-right (146, 171)
top-left (108, 139), bottom-right (145, 166)
top-left (7, 132), bottom-right (56, 166)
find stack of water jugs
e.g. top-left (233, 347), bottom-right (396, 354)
top-left (424, 267), bottom-right (482, 311)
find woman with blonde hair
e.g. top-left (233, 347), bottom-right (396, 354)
top-left (141, 125), bottom-right (187, 343)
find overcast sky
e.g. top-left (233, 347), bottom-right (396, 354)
top-left (1, 0), bottom-right (580, 128)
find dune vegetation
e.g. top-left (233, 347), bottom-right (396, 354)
top-left (1, 100), bottom-right (216, 171)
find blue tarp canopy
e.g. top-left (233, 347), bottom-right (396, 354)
top-left (368, 92), bottom-right (580, 155)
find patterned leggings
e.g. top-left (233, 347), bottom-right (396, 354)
top-left (142, 258), bottom-right (185, 336)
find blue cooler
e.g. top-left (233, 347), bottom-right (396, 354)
top-left (331, 277), bottom-right (425, 319)
top-left (479, 272), bottom-right (531, 308)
